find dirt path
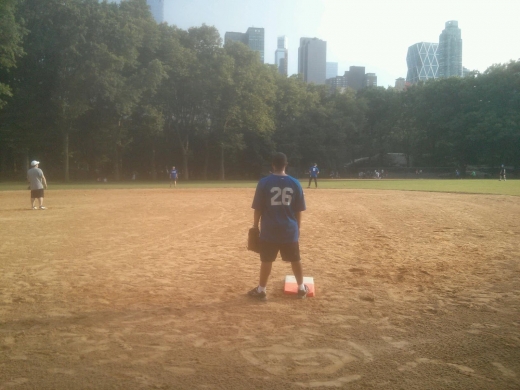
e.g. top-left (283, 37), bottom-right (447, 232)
top-left (1, 188), bottom-right (519, 389)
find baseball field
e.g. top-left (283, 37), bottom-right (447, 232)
top-left (1, 181), bottom-right (519, 389)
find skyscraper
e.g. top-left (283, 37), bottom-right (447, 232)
top-left (438, 21), bottom-right (462, 78)
top-left (326, 62), bottom-right (338, 80)
top-left (298, 38), bottom-right (327, 84)
top-left (225, 27), bottom-right (265, 63)
top-left (275, 36), bottom-right (288, 76)
top-left (146, 0), bottom-right (164, 23)
top-left (406, 42), bottom-right (439, 84)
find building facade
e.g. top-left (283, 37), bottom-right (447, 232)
top-left (326, 62), bottom-right (338, 80)
top-left (344, 66), bottom-right (365, 91)
top-left (394, 77), bottom-right (406, 91)
top-left (275, 36), bottom-right (288, 76)
top-left (438, 21), bottom-right (462, 78)
top-left (364, 73), bottom-right (377, 88)
top-left (406, 42), bottom-right (439, 84)
top-left (298, 37), bottom-right (327, 84)
top-left (225, 27), bottom-right (265, 63)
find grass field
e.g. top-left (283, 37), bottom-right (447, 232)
top-left (1, 178), bottom-right (519, 196)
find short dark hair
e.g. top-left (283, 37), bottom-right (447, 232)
top-left (272, 152), bottom-right (288, 170)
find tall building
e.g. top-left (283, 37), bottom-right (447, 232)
top-left (344, 66), bottom-right (365, 91)
top-left (406, 42), bottom-right (439, 84)
top-left (298, 37), bottom-right (327, 84)
top-left (147, 0), bottom-right (164, 23)
top-left (364, 73), bottom-right (377, 88)
top-left (275, 36), bottom-right (288, 76)
top-left (225, 27), bottom-right (265, 63)
top-left (394, 77), bottom-right (406, 91)
top-left (326, 62), bottom-right (338, 80)
top-left (438, 21), bottom-right (462, 78)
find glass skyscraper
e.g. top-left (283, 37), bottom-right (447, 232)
top-left (298, 37), bottom-right (327, 85)
top-left (275, 36), bottom-right (288, 76)
top-left (406, 42), bottom-right (439, 84)
top-left (147, 0), bottom-right (164, 23)
top-left (326, 62), bottom-right (338, 80)
top-left (438, 21), bottom-right (462, 78)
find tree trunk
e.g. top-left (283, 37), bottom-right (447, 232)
top-left (177, 131), bottom-right (189, 180)
top-left (219, 144), bottom-right (225, 181)
top-left (64, 131), bottom-right (70, 182)
top-left (202, 140), bottom-right (209, 180)
top-left (113, 145), bottom-right (120, 181)
top-left (151, 148), bottom-right (157, 181)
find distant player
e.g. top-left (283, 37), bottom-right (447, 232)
top-left (308, 163), bottom-right (319, 188)
top-left (169, 166), bottom-right (178, 188)
top-left (248, 152), bottom-right (309, 300)
top-left (27, 160), bottom-right (48, 210)
top-left (499, 165), bottom-right (506, 181)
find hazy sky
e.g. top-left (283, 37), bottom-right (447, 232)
top-left (164, 0), bottom-right (520, 87)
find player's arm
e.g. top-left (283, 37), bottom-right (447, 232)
top-left (42, 173), bottom-right (48, 189)
top-left (295, 211), bottom-right (302, 237)
top-left (253, 209), bottom-right (262, 229)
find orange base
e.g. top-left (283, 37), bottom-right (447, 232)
top-left (284, 275), bottom-right (315, 297)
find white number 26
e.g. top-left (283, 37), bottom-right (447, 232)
top-left (270, 187), bottom-right (293, 206)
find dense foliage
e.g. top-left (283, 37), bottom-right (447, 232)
top-left (1, 0), bottom-right (519, 181)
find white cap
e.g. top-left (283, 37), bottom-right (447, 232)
top-left (30, 160), bottom-right (39, 166)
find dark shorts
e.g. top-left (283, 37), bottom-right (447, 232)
top-left (30, 189), bottom-right (44, 198)
top-left (260, 240), bottom-right (300, 263)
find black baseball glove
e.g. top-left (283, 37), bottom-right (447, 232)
top-left (247, 227), bottom-right (260, 253)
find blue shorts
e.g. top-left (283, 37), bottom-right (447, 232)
top-left (260, 240), bottom-right (300, 262)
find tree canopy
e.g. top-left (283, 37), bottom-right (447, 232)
top-left (1, 0), bottom-right (518, 180)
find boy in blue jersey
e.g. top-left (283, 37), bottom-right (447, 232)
top-left (169, 166), bottom-right (178, 188)
top-left (248, 152), bottom-right (309, 300)
top-left (308, 163), bottom-right (319, 188)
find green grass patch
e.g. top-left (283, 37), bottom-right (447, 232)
top-left (1, 179), bottom-right (518, 196)
top-left (313, 179), bottom-right (520, 196)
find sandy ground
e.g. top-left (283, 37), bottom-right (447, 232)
top-left (0, 187), bottom-right (519, 390)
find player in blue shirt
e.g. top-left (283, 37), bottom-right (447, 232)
top-left (248, 152), bottom-right (309, 300)
top-left (169, 166), bottom-right (178, 188)
top-left (308, 163), bottom-right (319, 188)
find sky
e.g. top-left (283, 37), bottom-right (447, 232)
top-left (164, 0), bottom-right (520, 87)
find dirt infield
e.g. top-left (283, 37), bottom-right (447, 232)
top-left (1, 188), bottom-right (519, 389)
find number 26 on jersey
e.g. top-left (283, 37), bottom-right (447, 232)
top-left (270, 187), bottom-right (293, 206)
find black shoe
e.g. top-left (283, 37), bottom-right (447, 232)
top-left (248, 287), bottom-right (266, 301)
top-left (297, 285), bottom-right (309, 299)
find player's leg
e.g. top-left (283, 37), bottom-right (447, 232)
top-left (281, 242), bottom-right (309, 298)
top-left (314, 177), bottom-right (318, 188)
top-left (249, 242), bottom-right (278, 300)
top-left (31, 197), bottom-right (36, 209)
top-left (307, 176), bottom-right (311, 188)
top-left (259, 262), bottom-right (273, 288)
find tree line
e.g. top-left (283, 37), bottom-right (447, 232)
top-left (1, 0), bottom-right (519, 181)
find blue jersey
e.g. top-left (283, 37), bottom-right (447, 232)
top-left (252, 174), bottom-right (306, 243)
top-left (309, 166), bottom-right (319, 177)
top-left (170, 169), bottom-right (178, 179)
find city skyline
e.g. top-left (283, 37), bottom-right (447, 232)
top-left (165, 0), bottom-right (520, 88)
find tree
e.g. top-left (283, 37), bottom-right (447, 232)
top-left (0, 0), bottom-right (26, 108)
